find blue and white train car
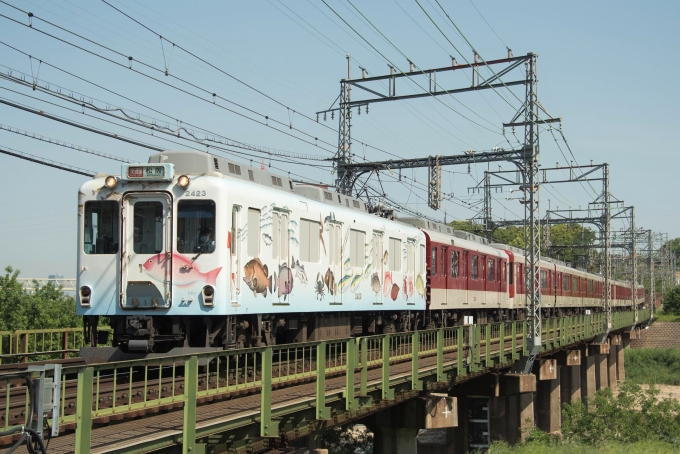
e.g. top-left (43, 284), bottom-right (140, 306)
top-left (77, 150), bottom-right (426, 353)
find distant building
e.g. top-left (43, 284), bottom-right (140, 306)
top-left (48, 274), bottom-right (65, 286)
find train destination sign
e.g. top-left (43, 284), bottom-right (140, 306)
top-left (121, 163), bottom-right (174, 181)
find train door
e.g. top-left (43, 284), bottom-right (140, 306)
top-left (446, 248), bottom-right (458, 306)
top-left (406, 239), bottom-right (416, 305)
top-left (121, 192), bottom-right (172, 309)
top-left (272, 210), bottom-right (290, 304)
top-left (371, 231), bottom-right (383, 305)
top-left (487, 257), bottom-right (500, 306)
top-left (327, 222), bottom-right (343, 304)
top-left (515, 263), bottom-right (523, 307)
top-left (230, 206), bottom-right (241, 304)
top-left (462, 250), bottom-right (469, 305)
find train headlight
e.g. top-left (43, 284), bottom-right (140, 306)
top-left (104, 176), bottom-right (118, 189)
top-left (178, 175), bottom-right (190, 188)
top-left (79, 286), bottom-right (92, 307)
top-left (202, 285), bottom-right (215, 307)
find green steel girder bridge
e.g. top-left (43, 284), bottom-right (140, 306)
top-left (0, 309), bottom-right (651, 454)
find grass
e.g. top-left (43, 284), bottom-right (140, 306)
top-left (654, 313), bottom-right (680, 322)
top-left (625, 347), bottom-right (680, 385)
top-left (488, 440), bottom-right (680, 453)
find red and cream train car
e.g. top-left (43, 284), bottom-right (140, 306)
top-left (400, 218), bottom-right (645, 324)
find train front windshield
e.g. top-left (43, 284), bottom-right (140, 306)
top-left (177, 200), bottom-right (216, 254)
top-left (84, 201), bottom-right (119, 254)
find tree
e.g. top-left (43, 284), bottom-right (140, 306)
top-left (663, 237), bottom-right (680, 266)
top-left (661, 285), bottom-right (680, 315)
top-left (0, 266), bottom-right (80, 332)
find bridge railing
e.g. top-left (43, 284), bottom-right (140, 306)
top-left (1, 327), bottom-right (112, 363)
top-left (0, 309), bottom-right (650, 451)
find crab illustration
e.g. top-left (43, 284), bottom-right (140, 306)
top-left (314, 272), bottom-right (325, 300)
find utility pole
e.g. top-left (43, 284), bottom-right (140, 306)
top-left (337, 54), bottom-right (352, 195)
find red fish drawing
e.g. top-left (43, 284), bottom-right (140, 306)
top-left (142, 253), bottom-right (222, 286)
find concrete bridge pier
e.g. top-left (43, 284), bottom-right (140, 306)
top-left (557, 349), bottom-right (582, 405)
top-left (580, 347), bottom-right (597, 404)
top-left (493, 374), bottom-right (537, 445)
top-left (591, 342), bottom-right (610, 391)
top-left (364, 395), bottom-right (457, 454)
top-left (535, 360), bottom-right (560, 434)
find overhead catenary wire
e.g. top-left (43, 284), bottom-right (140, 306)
top-left (0, 123), bottom-right (132, 162)
top-left (2, 3), bottom-right (475, 183)
top-left (0, 144), bottom-right (96, 176)
top-left (0, 7), bottom-right (340, 155)
top-left (0, 88), bottom-right (335, 173)
top-left (419, 0), bottom-right (598, 209)
top-left (0, 65), bottom-right (331, 162)
top-left (0, 41), bottom-right (328, 161)
top-left (98, 0), bottom-right (433, 166)
top-left (321, 0), bottom-right (503, 138)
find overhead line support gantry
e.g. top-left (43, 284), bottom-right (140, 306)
top-left (318, 52), bottom-right (555, 373)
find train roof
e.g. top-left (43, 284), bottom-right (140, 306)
top-left (399, 218), bottom-right (489, 245)
top-left (425, 228), bottom-right (507, 257)
top-left (148, 150), bottom-right (368, 213)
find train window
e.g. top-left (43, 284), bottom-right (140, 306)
top-left (431, 247), bottom-right (437, 275)
top-left (587, 280), bottom-right (591, 293)
top-left (133, 201), bottom-right (164, 254)
top-left (420, 245), bottom-right (426, 274)
top-left (471, 255), bottom-right (478, 280)
top-left (248, 170), bottom-right (254, 181)
top-left (346, 198), bottom-right (350, 207)
top-left (324, 192), bottom-right (333, 201)
top-left (451, 251), bottom-right (459, 278)
top-left (487, 259), bottom-right (495, 282)
top-left (540, 270), bottom-right (547, 289)
top-left (177, 200), bottom-right (216, 254)
top-left (563, 275), bottom-right (569, 292)
top-left (245, 208), bottom-right (260, 257)
top-left (389, 238), bottom-right (401, 271)
top-left (299, 219), bottom-right (321, 263)
top-left (502, 262), bottom-right (506, 283)
top-left (572, 277), bottom-right (578, 293)
top-left (509, 263), bottom-right (514, 285)
top-left (353, 200), bottom-right (360, 208)
top-left (350, 230), bottom-right (366, 268)
top-left (84, 201), bottom-right (119, 254)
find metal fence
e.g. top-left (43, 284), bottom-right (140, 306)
top-left (0, 308), bottom-right (652, 452)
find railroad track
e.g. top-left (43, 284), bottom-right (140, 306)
top-left (0, 336), bottom-right (488, 446)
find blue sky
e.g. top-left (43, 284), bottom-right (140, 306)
top-left (1, 0), bottom-right (678, 277)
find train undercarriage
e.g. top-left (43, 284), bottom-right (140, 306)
top-left (82, 305), bottom-right (635, 354)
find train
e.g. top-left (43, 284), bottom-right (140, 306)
top-left (76, 150), bottom-right (644, 354)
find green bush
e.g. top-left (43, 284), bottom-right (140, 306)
top-left (489, 440), bottom-right (680, 453)
top-left (662, 286), bottom-right (680, 315)
top-left (487, 382), bottom-right (680, 453)
top-left (625, 348), bottom-right (680, 385)
top-left (0, 266), bottom-right (80, 331)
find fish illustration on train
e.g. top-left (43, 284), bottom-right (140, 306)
top-left (274, 263), bottom-right (294, 300)
top-left (243, 258), bottom-right (273, 297)
top-left (143, 253), bottom-right (222, 287)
